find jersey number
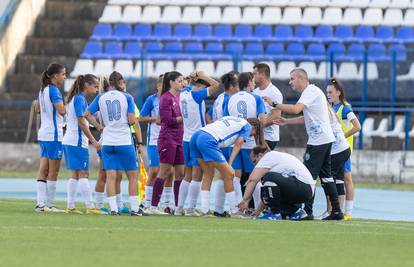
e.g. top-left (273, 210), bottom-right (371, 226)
top-left (181, 100), bottom-right (188, 119)
top-left (105, 100), bottom-right (121, 121)
top-left (237, 101), bottom-right (247, 118)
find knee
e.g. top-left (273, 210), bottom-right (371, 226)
top-left (336, 181), bottom-right (345, 195)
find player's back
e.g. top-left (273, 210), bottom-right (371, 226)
top-left (38, 85), bottom-right (64, 142)
top-left (201, 116), bottom-right (250, 147)
top-left (227, 91), bottom-right (260, 119)
top-left (180, 87), bottom-right (208, 142)
top-left (63, 94), bottom-right (88, 148)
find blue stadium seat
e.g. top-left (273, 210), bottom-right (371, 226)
top-left (307, 43), bottom-right (326, 61)
top-left (376, 26), bottom-right (395, 44)
top-left (113, 23), bottom-right (132, 41)
top-left (368, 44), bottom-right (388, 61)
top-left (205, 42), bottom-right (227, 60)
top-left (244, 42), bottom-right (264, 60)
top-left (388, 44), bottom-right (407, 61)
top-left (347, 43), bottom-right (365, 61)
top-left (254, 25), bottom-right (273, 42)
top-left (194, 24), bottom-right (213, 41)
top-left (274, 25), bottom-right (294, 42)
top-left (286, 43), bottom-right (307, 61)
top-left (327, 43), bottom-right (347, 60)
top-left (295, 25), bottom-right (314, 43)
top-left (355, 26), bottom-right (377, 43)
top-left (396, 27), bottom-right (414, 44)
top-left (153, 24), bottom-right (173, 41)
top-left (104, 42), bottom-right (124, 59)
top-left (314, 25), bottom-right (335, 43)
top-left (164, 42), bottom-right (183, 60)
top-left (91, 24), bottom-right (112, 41)
top-left (265, 43), bottom-right (284, 60)
top-left (80, 41), bottom-right (103, 59)
top-left (123, 41), bottom-right (142, 59)
top-left (226, 42), bottom-right (243, 56)
top-left (185, 42), bottom-right (205, 60)
top-left (214, 25), bottom-right (233, 42)
top-left (335, 25), bottom-right (354, 43)
top-left (174, 24), bottom-right (192, 41)
top-left (234, 25), bottom-right (255, 42)
top-left (132, 24), bottom-right (152, 41)
top-left (145, 42), bottom-right (163, 59)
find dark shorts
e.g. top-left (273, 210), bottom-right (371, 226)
top-left (303, 142), bottom-right (332, 180)
top-left (158, 143), bottom-right (184, 165)
top-left (265, 140), bottom-right (278, 151)
top-left (331, 148), bottom-right (351, 182)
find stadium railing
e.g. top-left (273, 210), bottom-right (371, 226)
top-left (0, 0), bottom-right (20, 35)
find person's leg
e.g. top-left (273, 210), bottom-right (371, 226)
top-left (102, 146), bottom-right (119, 214)
top-left (67, 170), bottom-right (79, 210)
top-left (344, 157), bottom-right (354, 217)
top-left (36, 155), bottom-right (49, 210)
top-left (210, 161), bottom-right (239, 215)
top-left (46, 158), bottom-right (62, 209)
top-left (265, 140), bottom-right (278, 151)
top-left (303, 144), bottom-right (323, 217)
top-left (176, 166), bottom-right (191, 210)
top-left (187, 166), bottom-right (202, 211)
top-left (144, 145), bottom-right (159, 209)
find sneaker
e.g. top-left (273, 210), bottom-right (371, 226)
top-left (254, 212), bottom-right (282, 220)
top-left (184, 208), bottom-right (203, 217)
top-left (119, 205), bottom-right (130, 214)
top-left (66, 208), bottom-right (83, 214)
top-left (343, 212), bottom-right (351, 221)
top-left (317, 211), bottom-right (330, 220)
top-left (110, 211), bottom-right (120, 216)
top-left (289, 208), bottom-right (314, 221)
top-left (164, 207), bottom-right (174, 215)
top-left (174, 207), bottom-right (185, 216)
top-left (45, 206), bottom-right (66, 213)
top-left (230, 211), bottom-right (251, 219)
top-left (86, 208), bottom-right (107, 215)
top-left (34, 205), bottom-right (45, 212)
top-left (322, 211), bottom-right (344, 221)
top-left (131, 208), bottom-right (149, 216)
top-left (213, 211), bottom-right (230, 218)
top-left (201, 211), bottom-right (216, 218)
top-left (99, 207), bottom-right (110, 214)
top-left (146, 207), bottom-right (169, 215)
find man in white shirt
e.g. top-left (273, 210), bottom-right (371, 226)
top-left (269, 68), bottom-right (343, 220)
top-left (252, 63), bottom-right (283, 150)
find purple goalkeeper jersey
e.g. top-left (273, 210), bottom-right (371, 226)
top-left (158, 91), bottom-right (184, 146)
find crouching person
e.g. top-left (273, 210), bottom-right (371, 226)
top-left (238, 146), bottom-right (316, 220)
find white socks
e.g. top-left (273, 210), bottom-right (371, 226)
top-left (188, 181), bottom-right (201, 210)
top-left (116, 194), bottom-right (124, 209)
top-left (215, 180), bottom-right (226, 214)
top-left (36, 180), bottom-right (47, 207)
top-left (67, 178), bottom-right (78, 209)
top-left (79, 178), bottom-right (94, 209)
top-left (46, 181), bottom-right (57, 207)
top-left (200, 190), bottom-right (210, 213)
top-left (252, 182), bottom-right (262, 209)
top-left (226, 191), bottom-right (238, 214)
top-left (161, 187), bottom-right (173, 208)
top-left (95, 192), bottom-right (105, 209)
top-left (144, 185), bottom-right (153, 208)
top-left (177, 180), bottom-right (190, 209)
top-left (129, 195), bottom-right (139, 212)
top-left (108, 196), bottom-right (118, 212)
top-left (345, 200), bottom-right (354, 214)
top-left (233, 177), bottom-right (242, 203)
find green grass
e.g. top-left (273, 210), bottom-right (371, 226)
top-left (1, 199), bottom-right (414, 267)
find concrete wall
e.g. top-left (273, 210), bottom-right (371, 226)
top-left (0, 0), bottom-right (46, 92)
top-left (1, 142), bottom-right (414, 183)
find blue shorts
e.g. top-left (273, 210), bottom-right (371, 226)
top-left (183, 141), bottom-right (199, 167)
top-left (190, 130), bottom-right (226, 163)
top-left (223, 147), bottom-right (254, 173)
top-left (97, 149), bottom-right (102, 159)
top-left (147, 145), bottom-right (160, 167)
top-left (39, 141), bottom-right (63, 159)
top-left (102, 145), bottom-right (137, 171)
top-left (344, 158), bottom-right (351, 173)
top-left (63, 145), bottom-right (89, 170)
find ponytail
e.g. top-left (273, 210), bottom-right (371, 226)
top-left (67, 74), bottom-right (98, 102)
top-left (40, 63), bottom-right (64, 91)
top-left (247, 117), bottom-right (266, 148)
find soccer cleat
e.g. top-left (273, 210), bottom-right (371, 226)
top-left (45, 206), bottom-right (66, 213)
top-left (131, 208), bottom-right (149, 216)
top-left (254, 212), bottom-right (282, 221)
top-left (230, 211), bottom-right (251, 219)
top-left (174, 207), bottom-right (185, 216)
top-left (66, 208), bottom-right (83, 214)
top-left (119, 205), bottom-right (130, 214)
top-left (322, 211), bottom-right (344, 221)
top-left (34, 205), bottom-right (45, 212)
top-left (289, 208), bottom-right (314, 221)
top-left (164, 207), bottom-right (174, 215)
top-left (145, 207), bottom-right (169, 215)
top-left (201, 211), bottom-right (216, 218)
top-left (110, 211), bottom-right (120, 216)
top-left (99, 207), bottom-right (110, 214)
top-left (86, 208), bottom-right (108, 215)
top-left (317, 211), bottom-right (330, 220)
top-left (343, 212), bottom-right (351, 221)
top-left (213, 211), bottom-right (231, 218)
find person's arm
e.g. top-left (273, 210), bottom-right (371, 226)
top-left (78, 117), bottom-right (100, 150)
top-left (85, 95), bottom-right (104, 131)
top-left (49, 86), bottom-right (66, 116)
top-left (275, 103), bottom-right (305, 115)
top-left (273, 116), bottom-right (305, 126)
top-left (139, 116), bottom-right (157, 123)
top-left (228, 137), bottom-right (244, 166)
top-left (34, 100), bottom-right (40, 113)
top-left (74, 96), bottom-right (100, 149)
top-left (196, 71), bottom-right (220, 95)
top-left (238, 167), bottom-right (269, 211)
top-left (345, 117), bottom-right (361, 138)
top-left (138, 96), bottom-right (157, 124)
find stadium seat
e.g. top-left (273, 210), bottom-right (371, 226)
top-left (397, 63), bottom-right (414, 81)
top-left (396, 26), bottom-right (414, 43)
top-left (214, 25), bottom-right (233, 42)
top-left (254, 25), bottom-right (273, 42)
top-left (241, 61), bottom-right (255, 72)
top-left (314, 25), bottom-right (335, 42)
top-left (153, 24), bottom-right (173, 41)
top-left (209, 0), bottom-right (231, 6)
top-left (241, 7), bottom-right (262, 24)
top-left (159, 6), bottom-right (181, 24)
top-left (265, 43), bottom-right (285, 60)
top-left (174, 24), bottom-right (192, 41)
top-left (234, 25), bottom-right (255, 42)
top-left (171, 0), bottom-right (191, 5)
top-left (389, 44), bottom-right (407, 61)
top-left (194, 24), bottom-right (213, 41)
top-left (376, 26), bottom-right (396, 44)
top-left (94, 59), bottom-right (114, 76)
top-left (200, 7), bottom-right (222, 24)
top-left (307, 43), bottom-right (326, 61)
top-left (398, 124), bottom-right (414, 139)
top-left (310, 0), bottom-right (330, 7)
top-left (335, 25), bottom-right (354, 42)
top-left (181, 6), bottom-right (201, 24)
top-left (248, 0), bottom-right (270, 6)
top-left (140, 6), bottom-right (161, 23)
top-left (175, 60), bottom-right (195, 75)
top-left (99, 5), bottom-right (122, 23)
top-left (342, 8), bottom-right (363, 26)
top-left (298, 62), bottom-right (318, 79)
top-left (164, 42), bottom-right (183, 60)
top-left (286, 43), bottom-right (307, 61)
top-left (369, 0), bottom-right (391, 8)
top-left (70, 59), bottom-right (94, 77)
top-left (134, 60), bottom-right (155, 77)
top-left (205, 42), bottom-right (226, 60)
top-left (214, 61), bottom-right (234, 77)
top-left (390, 0), bottom-right (411, 9)
top-left (382, 9), bottom-right (403, 26)
top-left (355, 26), bottom-right (377, 43)
top-left (244, 42), bottom-right (264, 60)
top-left (327, 43), bottom-right (346, 60)
top-left (91, 24), bottom-right (112, 41)
top-left (261, 7), bottom-right (282, 25)
top-left (81, 41), bottom-right (103, 59)
top-left (195, 61), bottom-right (215, 76)
top-left (132, 24), bottom-right (152, 41)
top-left (221, 7), bottom-right (242, 24)
top-left (275, 61), bottom-right (296, 79)
top-left (268, 0), bottom-right (289, 6)
top-left (367, 44), bottom-right (388, 61)
top-left (337, 62), bottom-right (359, 80)
top-left (381, 118), bottom-right (404, 138)
top-left (402, 9), bottom-right (414, 26)
top-left (347, 43), bottom-right (366, 61)
top-left (120, 5), bottom-right (141, 24)
top-left (365, 118), bottom-right (388, 137)
top-left (348, 0), bottom-right (369, 8)
top-left (302, 7), bottom-right (322, 26)
top-left (280, 7), bottom-right (302, 25)
top-left (154, 60), bottom-right (174, 76)
top-left (113, 23), bottom-right (132, 41)
top-left (295, 25), bottom-right (314, 42)
top-left (114, 60), bottom-right (135, 77)
top-left (317, 62), bottom-right (338, 79)
top-left (358, 62), bottom-right (379, 80)
top-left (185, 42), bottom-right (204, 60)
top-left (64, 78), bottom-right (75, 92)
top-left (362, 8), bottom-right (383, 26)
top-left (329, 0), bottom-right (350, 7)
top-left (226, 42), bottom-right (244, 56)
top-left (289, 0), bottom-right (311, 6)
top-left (274, 25), bottom-right (294, 42)
top-left (321, 8), bottom-right (342, 25)
top-left (105, 42), bottom-right (124, 59)
top-left (228, 0), bottom-right (250, 6)
top-left (123, 41), bottom-right (141, 59)
top-left (354, 117), bottom-right (374, 137)
top-left (145, 42), bottom-right (163, 59)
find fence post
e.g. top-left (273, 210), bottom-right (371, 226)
top-left (404, 111), bottom-right (410, 151)
top-left (390, 51), bottom-right (397, 129)
top-left (329, 51), bottom-right (334, 78)
top-left (362, 52), bottom-right (368, 105)
top-left (358, 111), bottom-right (366, 150)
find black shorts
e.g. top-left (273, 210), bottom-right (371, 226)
top-left (265, 140), bottom-right (278, 151)
top-left (303, 142), bottom-right (332, 180)
top-left (331, 148), bottom-right (351, 182)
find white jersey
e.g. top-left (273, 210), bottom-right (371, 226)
top-left (37, 85), bottom-right (64, 142)
top-left (256, 151), bottom-right (316, 190)
top-left (253, 83), bottom-right (283, 142)
top-left (180, 87), bottom-right (209, 142)
top-left (140, 94), bottom-right (160, 146)
top-left (62, 93), bottom-right (89, 148)
top-left (201, 116), bottom-right (252, 148)
top-left (297, 84), bottom-right (335, 146)
top-left (226, 90), bottom-right (266, 149)
top-left (210, 92), bottom-right (230, 121)
top-left (329, 108), bottom-right (350, 155)
top-left (87, 89), bottom-right (135, 146)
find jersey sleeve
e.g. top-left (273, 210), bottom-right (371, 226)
top-left (140, 96), bottom-right (154, 117)
top-left (74, 95), bottom-right (87, 118)
top-left (297, 89), bottom-right (318, 108)
top-left (191, 88), bottom-right (209, 104)
top-left (239, 122), bottom-right (252, 141)
top-left (134, 104), bottom-right (140, 118)
top-left (342, 104), bottom-right (353, 119)
top-left (126, 94), bottom-right (135, 114)
top-left (49, 86), bottom-right (63, 104)
top-left (254, 94), bottom-right (266, 115)
top-left (87, 94), bottom-right (101, 114)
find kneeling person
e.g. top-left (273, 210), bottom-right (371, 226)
top-left (238, 146), bottom-right (315, 220)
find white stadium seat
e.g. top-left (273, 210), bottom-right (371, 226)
top-left (248, 0), bottom-right (270, 6)
top-left (261, 7), bottom-right (282, 25)
top-left (181, 7), bottom-right (202, 24)
top-left (390, 0), bottom-right (411, 9)
top-left (94, 60), bottom-right (114, 76)
top-left (228, 0), bottom-right (250, 6)
top-left (329, 0), bottom-right (351, 8)
top-left (275, 61), bottom-right (296, 80)
top-left (201, 7), bottom-right (222, 24)
top-left (108, 0), bottom-right (146, 4)
top-left (120, 5), bottom-right (141, 24)
top-left (241, 7), bottom-right (262, 24)
top-left (221, 7), bottom-right (242, 24)
top-left (64, 78), bottom-right (75, 92)
top-left (280, 7), bottom-right (302, 25)
top-left (289, 0), bottom-right (311, 7)
top-left (159, 6), bottom-right (182, 24)
top-left (139, 6), bottom-right (161, 23)
top-left (398, 125), bottom-right (414, 139)
top-left (348, 0), bottom-right (370, 8)
top-left (208, 0), bottom-right (230, 6)
top-left (114, 60), bottom-right (134, 77)
top-left (317, 62), bottom-right (338, 80)
top-left (310, 0), bottom-right (330, 7)
top-left (172, 0), bottom-right (191, 5)
top-left (302, 7), bottom-right (322, 25)
top-left (402, 9), bottom-right (414, 26)
top-left (382, 118), bottom-right (404, 137)
top-left (134, 60), bottom-right (155, 77)
top-left (342, 8), bottom-right (363, 26)
top-left (355, 117), bottom-right (374, 137)
top-left (397, 63), bottom-right (414, 81)
top-left (366, 118), bottom-right (388, 137)
top-left (298, 62), bottom-right (318, 80)
top-left (214, 61), bottom-right (233, 78)
top-left (337, 62), bottom-right (359, 80)
top-left (369, 0), bottom-right (391, 9)
top-left (268, 0), bottom-right (290, 6)
top-left (175, 60), bottom-right (195, 75)
top-left (241, 61), bottom-right (255, 72)
top-left (321, 8), bottom-right (343, 25)
top-left (99, 5), bottom-right (122, 23)
top-left (150, 0), bottom-right (170, 4)
top-left (361, 8), bottom-right (383, 26)
top-left (195, 61), bottom-right (215, 77)
top-left (70, 59), bottom-right (94, 77)
top-left (358, 63), bottom-right (379, 80)
top-left (382, 9), bottom-right (403, 26)
top-left (154, 60), bottom-right (174, 77)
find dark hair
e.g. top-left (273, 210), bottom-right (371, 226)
top-left (100, 76), bottom-right (110, 93)
top-left (161, 71), bottom-right (182, 95)
top-left (329, 77), bottom-right (346, 105)
top-left (247, 117), bottom-right (265, 147)
top-left (109, 71), bottom-right (125, 92)
top-left (41, 63), bottom-right (64, 90)
top-left (252, 145), bottom-right (268, 156)
top-left (238, 72), bottom-right (254, 90)
top-left (190, 78), bottom-right (210, 87)
top-left (253, 63), bottom-right (271, 78)
top-left (156, 74), bottom-right (164, 96)
top-left (220, 71), bottom-right (238, 91)
top-left (67, 74), bottom-right (98, 102)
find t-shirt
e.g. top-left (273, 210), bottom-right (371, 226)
top-left (63, 93), bottom-right (89, 148)
top-left (253, 83), bottom-right (283, 142)
top-left (38, 85), bottom-right (64, 142)
top-left (87, 89), bottom-right (135, 146)
top-left (140, 94), bottom-right (160, 146)
top-left (255, 151), bottom-right (315, 189)
top-left (158, 91), bottom-right (184, 146)
top-left (208, 92), bottom-right (230, 121)
top-left (297, 84), bottom-right (335, 146)
top-left (329, 109), bottom-right (350, 155)
top-left (333, 102), bottom-right (357, 129)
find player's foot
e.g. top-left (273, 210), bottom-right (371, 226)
top-left (289, 208), bottom-right (313, 221)
top-left (34, 205), bottom-right (45, 212)
top-left (145, 207), bottom-right (168, 215)
top-left (174, 207), bottom-right (185, 216)
top-left (213, 211), bottom-right (230, 218)
top-left (110, 211), bottom-right (120, 216)
top-left (343, 212), bottom-right (351, 221)
top-left (45, 206), bottom-right (66, 213)
top-left (164, 207), bottom-right (174, 215)
top-left (317, 211), bottom-right (330, 220)
top-left (254, 212), bottom-right (282, 220)
top-left (99, 207), bottom-right (110, 214)
top-left (201, 211), bottom-right (216, 218)
top-left (66, 208), bottom-right (83, 214)
top-left (185, 208), bottom-right (201, 216)
top-left (230, 211), bottom-right (251, 219)
top-left (131, 208), bottom-right (149, 216)
top-left (119, 205), bottom-right (130, 214)
top-left (86, 208), bottom-right (107, 215)
top-left (322, 211), bottom-right (344, 221)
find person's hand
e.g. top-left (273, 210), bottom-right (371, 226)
top-left (155, 116), bottom-right (161, 125)
top-left (250, 209), bottom-right (262, 217)
top-left (273, 117), bottom-right (287, 126)
top-left (238, 200), bottom-right (249, 212)
top-left (137, 144), bottom-right (144, 155)
top-left (262, 96), bottom-right (273, 106)
top-left (92, 140), bottom-right (101, 151)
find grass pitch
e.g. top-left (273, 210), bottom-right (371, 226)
top-left (1, 199), bottom-right (414, 267)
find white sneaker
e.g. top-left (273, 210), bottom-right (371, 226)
top-left (44, 206), bottom-right (65, 213)
top-left (317, 211), bottom-right (330, 220)
top-left (174, 207), bottom-right (185, 216)
top-left (230, 211), bottom-right (251, 219)
top-left (145, 207), bottom-right (169, 215)
top-left (34, 205), bottom-right (45, 212)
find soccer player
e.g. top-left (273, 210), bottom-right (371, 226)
top-left (62, 74), bottom-right (106, 215)
top-left (327, 78), bottom-right (361, 220)
top-left (175, 71), bottom-right (220, 216)
top-left (252, 63), bottom-right (283, 150)
top-left (34, 63), bottom-right (66, 213)
top-left (238, 146), bottom-right (315, 220)
top-left (85, 71), bottom-right (144, 216)
top-left (272, 68), bottom-right (343, 220)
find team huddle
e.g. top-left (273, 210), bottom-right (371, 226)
top-left (34, 62), bottom-right (361, 220)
